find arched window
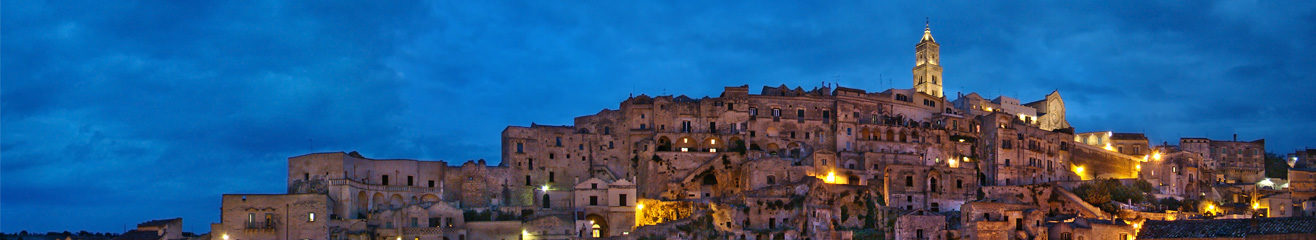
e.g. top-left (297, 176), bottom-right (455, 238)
top-left (929, 177), bottom-right (938, 192)
top-left (542, 194), bottom-right (551, 209)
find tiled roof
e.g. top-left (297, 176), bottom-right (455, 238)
top-left (1137, 217), bottom-right (1316, 239)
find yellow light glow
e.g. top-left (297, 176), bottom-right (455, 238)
top-left (396, 236), bottom-right (401, 240)
top-left (825, 171), bottom-right (836, 183)
top-left (680, 147), bottom-right (688, 152)
top-left (709, 148), bottom-right (717, 153)
top-left (1253, 202), bottom-right (1261, 210)
top-left (985, 107), bottom-right (993, 112)
top-left (958, 139), bottom-right (965, 142)
top-left (222, 234), bottom-right (229, 240)
top-left (1136, 164), bottom-right (1141, 171)
top-left (1207, 204), bottom-right (1216, 211)
top-left (1018, 114), bottom-right (1027, 121)
top-left (1104, 143), bottom-right (1115, 151)
top-left (637, 203), bottom-right (644, 210)
top-left (683, 138), bottom-right (688, 143)
top-left (541, 185), bottom-right (549, 192)
top-left (1143, 155), bottom-right (1149, 162)
top-left (1153, 152), bottom-right (1162, 160)
top-left (710, 139), bottom-right (716, 144)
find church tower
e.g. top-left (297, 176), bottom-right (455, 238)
top-left (912, 21), bottom-right (944, 98)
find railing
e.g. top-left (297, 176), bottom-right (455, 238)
top-left (246, 222), bottom-right (274, 230)
top-left (328, 179), bottom-right (441, 193)
top-left (401, 227), bottom-right (442, 235)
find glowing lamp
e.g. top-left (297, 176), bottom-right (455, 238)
top-left (1074, 166), bottom-right (1085, 174)
top-left (825, 171), bottom-right (837, 183)
top-left (541, 185), bottom-right (549, 192)
top-left (1153, 152), bottom-right (1162, 160)
top-left (222, 234), bottom-right (229, 240)
top-left (1253, 202), bottom-right (1261, 210)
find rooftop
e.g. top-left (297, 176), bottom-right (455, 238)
top-left (1137, 217), bottom-right (1316, 239)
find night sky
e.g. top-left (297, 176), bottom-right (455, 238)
top-left (3, 0), bottom-right (1314, 233)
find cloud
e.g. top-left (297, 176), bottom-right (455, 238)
top-left (3, 0), bottom-right (1314, 233)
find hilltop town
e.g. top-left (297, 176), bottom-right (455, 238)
top-left (180, 25), bottom-right (1316, 240)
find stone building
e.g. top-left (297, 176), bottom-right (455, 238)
top-left (114, 218), bottom-right (184, 240)
top-left (1075, 131), bottom-right (1150, 156)
top-left (1180, 136), bottom-right (1266, 184)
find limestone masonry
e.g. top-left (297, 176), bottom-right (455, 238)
top-left (209, 24), bottom-right (1315, 240)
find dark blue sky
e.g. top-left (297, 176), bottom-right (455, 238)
top-left (3, 0), bottom-right (1314, 233)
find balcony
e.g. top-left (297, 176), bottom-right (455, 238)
top-left (401, 227), bottom-right (442, 235)
top-left (245, 222), bottom-right (275, 231)
top-left (328, 178), bottom-right (441, 193)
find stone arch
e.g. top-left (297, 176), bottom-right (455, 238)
top-left (766, 126), bottom-right (780, 137)
top-left (860, 127), bottom-right (871, 140)
top-left (766, 143), bottom-right (781, 153)
top-left (885, 129), bottom-right (895, 141)
top-left (372, 193), bottom-right (385, 210)
top-left (675, 136), bottom-right (697, 151)
top-left (900, 130), bottom-right (908, 142)
top-left (421, 194), bottom-right (440, 203)
top-left (787, 142), bottom-right (803, 158)
top-left (585, 214), bottom-right (609, 237)
top-left (728, 136), bottom-right (745, 151)
top-left (703, 137), bottom-right (721, 151)
top-left (356, 191), bottom-right (369, 214)
top-left (390, 194), bottom-right (404, 208)
top-left (657, 136), bottom-right (672, 151)
top-left (911, 131), bottom-right (920, 142)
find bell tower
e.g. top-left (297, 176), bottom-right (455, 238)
top-left (913, 20), bottom-right (943, 98)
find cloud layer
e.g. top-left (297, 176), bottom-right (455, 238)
top-left (3, 0), bottom-right (1314, 233)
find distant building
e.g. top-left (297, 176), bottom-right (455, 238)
top-left (113, 218), bottom-right (183, 240)
top-left (1180, 136), bottom-right (1265, 184)
top-left (1075, 131), bottom-right (1150, 156)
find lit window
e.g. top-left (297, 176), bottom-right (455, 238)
top-left (308, 212), bottom-right (316, 222)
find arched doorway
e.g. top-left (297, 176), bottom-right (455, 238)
top-left (585, 214), bottom-right (608, 238)
top-left (542, 194), bottom-right (551, 209)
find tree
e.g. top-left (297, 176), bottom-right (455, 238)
top-left (1265, 152), bottom-right (1289, 179)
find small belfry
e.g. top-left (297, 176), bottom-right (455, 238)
top-left (913, 20), bottom-right (944, 98)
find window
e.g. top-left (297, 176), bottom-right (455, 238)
top-left (549, 172), bottom-right (555, 182)
top-left (931, 203), bottom-right (939, 212)
top-left (767, 176), bottom-right (776, 185)
top-left (916, 229), bottom-right (924, 239)
top-left (555, 137), bottom-right (562, 146)
top-left (609, 141), bottom-right (614, 149)
top-left (749, 108), bottom-right (758, 116)
top-left (957, 179), bottom-right (963, 189)
top-left (542, 194), bottom-right (551, 209)
top-left (590, 196), bottom-right (598, 206)
top-left (516, 143), bottom-right (523, 153)
top-left (579, 144), bottom-right (584, 150)
top-left (906, 176), bottom-right (913, 187)
top-left (772, 108), bottom-right (781, 117)
top-left (411, 217), bottom-right (419, 227)
top-left (619, 194), bottom-right (628, 206)
top-left (929, 177), bottom-right (938, 192)
top-left (591, 183), bottom-right (598, 189)
top-left (308, 212), bottom-right (316, 221)
top-left (429, 180), bottom-right (435, 188)
top-left (304, 173), bottom-right (309, 181)
top-left (382, 175), bottom-right (389, 185)
top-left (525, 175), bottom-right (531, 186)
top-left (797, 109), bottom-right (805, 118)
top-left (408, 176), bottom-right (414, 186)
top-left (640, 113), bottom-right (645, 119)
top-left (528, 158), bottom-right (534, 169)
top-left (727, 103), bottom-right (734, 110)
